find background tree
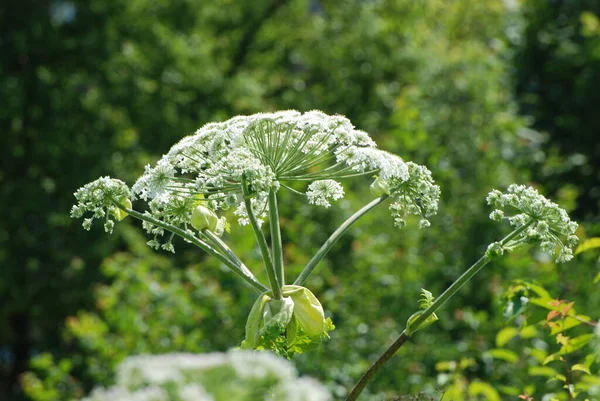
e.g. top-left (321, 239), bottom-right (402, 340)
top-left (514, 0), bottom-right (600, 220)
top-left (1, 0), bottom-right (598, 400)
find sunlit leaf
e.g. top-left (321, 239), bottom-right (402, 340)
top-left (571, 364), bottom-right (591, 375)
top-left (468, 381), bottom-right (501, 401)
top-left (487, 348), bottom-right (519, 363)
top-left (496, 327), bottom-right (519, 347)
top-left (528, 366), bottom-right (558, 377)
top-left (575, 237), bottom-right (600, 255)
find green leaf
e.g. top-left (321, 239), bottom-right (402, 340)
top-left (527, 283), bottom-right (553, 299)
top-left (571, 364), bottom-right (591, 375)
top-left (549, 315), bottom-right (588, 335)
top-left (558, 334), bottom-right (594, 355)
top-left (575, 237), bottom-right (600, 255)
top-left (520, 325), bottom-right (538, 339)
top-left (498, 385), bottom-right (520, 396)
top-left (487, 348), bottom-right (519, 363)
top-left (468, 381), bottom-right (501, 401)
top-left (543, 353), bottom-right (563, 365)
top-left (530, 348), bottom-right (548, 363)
top-left (528, 366), bottom-right (558, 377)
top-left (435, 361), bottom-right (457, 372)
top-left (496, 327), bottom-right (519, 347)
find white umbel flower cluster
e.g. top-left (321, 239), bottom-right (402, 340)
top-left (79, 350), bottom-right (331, 401)
top-left (72, 111), bottom-right (440, 250)
top-left (486, 184), bottom-right (579, 262)
top-left (306, 180), bottom-right (345, 208)
top-left (70, 176), bottom-right (131, 234)
top-left (371, 162), bottom-right (441, 229)
top-left (130, 110), bottom-right (427, 222)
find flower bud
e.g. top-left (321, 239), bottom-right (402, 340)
top-left (191, 205), bottom-right (218, 232)
top-left (370, 176), bottom-right (390, 197)
top-left (112, 197), bottom-right (132, 221)
top-left (406, 310), bottom-right (438, 336)
top-left (241, 285), bottom-right (330, 353)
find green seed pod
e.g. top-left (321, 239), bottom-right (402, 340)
top-left (112, 197), bottom-right (132, 221)
top-left (370, 176), bottom-right (390, 197)
top-left (191, 205), bottom-right (218, 232)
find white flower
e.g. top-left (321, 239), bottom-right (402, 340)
top-left (306, 180), bottom-right (345, 208)
top-left (337, 147), bottom-right (409, 181)
top-left (228, 350), bottom-right (296, 382)
top-left (270, 377), bottom-right (333, 401)
top-left (131, 111), bottom-right (382, 224)
top-left (73, 111), bottom-right (440, 241)
top-left (486, 184), bottom-right (578, 262)
top-left (81, 386), bottom-right (168, 401)
top-left (81, 350), bottom-right (331, 401)
top-left (178, 384), bottom-right (214, 401)
top-left (132, 158), bottom-right (176, 201)
top-left (386, 162), bottom-right (440, 229)
top-left (71, 177), bottom-right (131, 234)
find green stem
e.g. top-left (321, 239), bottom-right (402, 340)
top-left (114, 203), bottom-right (269, 293)
top-left (201, 229), bottom-right (256, 280)
top-left (268, 189), bottom-right (285, 287)
top-left (345, 222), bottom-right (533, 401)
top-left (241, 177), bottom-right (282, 299)
top-left (294, 196), bottom-right (388, 286)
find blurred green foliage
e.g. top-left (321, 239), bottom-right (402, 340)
top-left (1, 0), bottom-right (598, 400)
top-left (515, 0), bottom-right (600, 219)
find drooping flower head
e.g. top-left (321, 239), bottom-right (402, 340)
top-left (486, 184), bottom-right (578, 262)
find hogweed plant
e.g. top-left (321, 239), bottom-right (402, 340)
top-left (71, 110), bottom-right (579, 400)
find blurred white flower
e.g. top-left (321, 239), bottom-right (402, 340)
top-left (79, 350), bottom-right (331, 401)
top-left (487, 184), bottom-right (578, 262)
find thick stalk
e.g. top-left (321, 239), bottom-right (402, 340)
top-left (241, 178), bottom-right (282, 299)
top-left (114, 203), bottom-right (268, 293)
top-left (346, 222), bottom-right (533, 401)
top-left (268, 189), bottom-right (285, 287)
top-left (294, 196), bottom-right (388, 286)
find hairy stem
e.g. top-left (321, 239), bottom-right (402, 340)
top-left (294, 196), bottom-right (388, 286)
top-left (114, 203), bottom-right (269, 293)
top-left (268, 189), bottom-right (285, 287)
top-left (346, 222), bottom-right (533, 401)
top-left (242, 178), bottom-right (282, 299)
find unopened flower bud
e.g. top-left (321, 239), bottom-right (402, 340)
top-left (112, 197), bottom-right (132, 221)
top-left (370, 176), bottom-right (390, 197)
top-left (191, 205), bottom-right (218, 232)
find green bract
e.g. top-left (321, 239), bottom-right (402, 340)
top-left (241, 285), bottom-right (332, 357)
top-left (111, 197), bottom-right (132, 221)
top-left (190, 205), bottom-right (218, 232)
